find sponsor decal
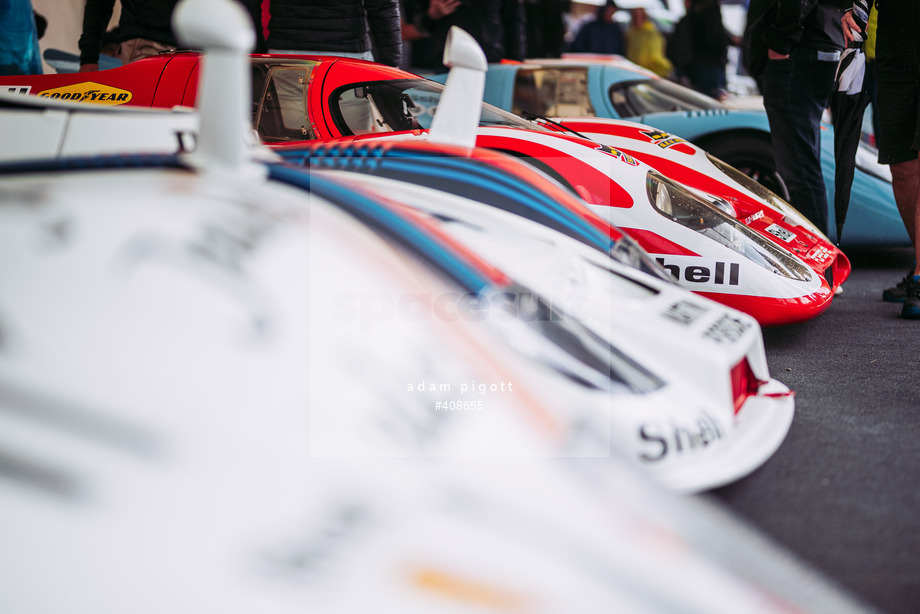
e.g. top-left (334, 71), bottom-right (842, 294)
top-left (36, 82), bottom-right (132, 105)
top-left (640, 129), bottom-right (686, 150)
top-left (743, 210), bottom-right (765, 225)
top-left (597, 143), bottom-right (639, 166)
top-left (5, 85), bottom-right (31, 94)
top-left (661, 300), bottom-right (708, 326)
top-left (764, 223), bottom-right (795, 243)
top-left (411, 567), bottom-right (532, 611)
top-left (655, 257), bottom-right (740, 286)
top-left (703, 313), bottom-right (752, 344)
top-left (638, 412), bottom-right (723, 462)
top-left (806, 244), bottom-right (832, 263)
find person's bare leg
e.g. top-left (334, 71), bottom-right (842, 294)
top-left (889, 155), bottom-right (920, 276)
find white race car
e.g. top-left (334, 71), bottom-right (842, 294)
top-left (287, 138), bottom-right (795, 492)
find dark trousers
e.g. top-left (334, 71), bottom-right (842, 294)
top-left (688, 63), bottom-right (727, 100)
top-left (762, 49), bottom-right (839, 235)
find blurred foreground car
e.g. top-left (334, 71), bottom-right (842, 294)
top-left (0, 3), bottom-right (883, 611)
top-left (473, 57), bottom-right (906, 247)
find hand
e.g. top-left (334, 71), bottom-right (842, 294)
top-left (767, 48), bottom-right (789, 60)
top-left (79, 63), bottom-right (99, 72)
top-left (428, 0), bottom-right (461, 20)
top-left (841, 11), bottom-right (861, 46)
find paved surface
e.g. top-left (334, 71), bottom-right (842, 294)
top-left (709, 247), bottom-right (920, 614)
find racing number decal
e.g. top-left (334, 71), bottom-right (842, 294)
top-left (37, 82), bottom-right (133, 105)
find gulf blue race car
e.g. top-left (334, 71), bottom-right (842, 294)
top-left (457, 56), bottom-right (907, 247)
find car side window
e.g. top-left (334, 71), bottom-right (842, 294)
top-left (512, 68), bottom-right (595, 118)
top-left (253, 63), bottom-right (318, 141)
top-left (330, 81), bottom-right (428, 135)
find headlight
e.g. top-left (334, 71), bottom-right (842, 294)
top-left (707, 197), bottom-right (737, 217)
top-left (705, 153), bottom-right (829, 242)
top-left (646, 171), bottom-right (813, 282)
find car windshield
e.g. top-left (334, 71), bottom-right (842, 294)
top-left (609, 78), bottom-right (723, 116)
top-left (511, 67), bottom-right (595, 117)
top-left (488, 285), bottom-right (665, 394)
top-left (329, 79), bottom-right (536, 135)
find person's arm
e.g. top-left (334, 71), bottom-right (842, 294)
top-left (413, 0), bottom-right (460, 34)
top-left (78, 0), bottom-right (117, 72)
top-left (763, 0), bottom-right (819, 57)
top-left (365, 0), bottom-right (403, 67)
top-left (841, 0), bottom-right (872, 46)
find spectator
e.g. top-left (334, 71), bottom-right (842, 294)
top-left (745, 0), bottom-right (844, 237)
top-left (843, 1), bottom-right (920, 318)
top-left (684, 0), bottom-right (731, 99)
top-left (406, 0), bottom-right (525, 70)
top-left (524, 0), bottom-right (569, 59)
top-left (625, 7), bottom-right (671, 77)
top-left (264, 0), bottom-right (402, 68)
top-left (79, 0), bottom-right (264, 72)
top-left (1, 1), bottom-right (43, 75)
top-left (569, 0), bottom-right (624, 56)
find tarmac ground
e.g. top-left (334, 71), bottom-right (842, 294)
top-left (710, 247), bottom-right (920, 614)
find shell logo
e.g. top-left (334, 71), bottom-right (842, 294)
top-left (36, 82), bottom-right (132, 105)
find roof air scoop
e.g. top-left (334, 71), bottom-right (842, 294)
top-left (428, 26), bottom-right (486, 151)
top-left (172, 0), bottom-right (265, 179)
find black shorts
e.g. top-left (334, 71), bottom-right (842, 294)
top-left (877, 78), bottom-right (920, 165)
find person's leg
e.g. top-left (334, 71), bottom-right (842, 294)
top-left (117, 38), bottom-right (176, 65)
top-left (889, 156), bottom-right (920, 252)
top-left (877, 78), bottom-right (920, 304)
top-left (762, 53), bottom-right (836, 236)
top-left (895, 159), bottom-right (920, 317)
top-left (689, 63), bottom-right (723, 99)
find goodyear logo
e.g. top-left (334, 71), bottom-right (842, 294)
top-left (37, 82), bottom-right (132, 105)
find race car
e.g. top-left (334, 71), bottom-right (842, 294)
top-left (471, 57), bottom-right (907, 247)
top-left (529, 115), bottom-right (852, 289)
top-left (0, 37), bottom-right (843, 324)
top-left (281, 138), bottom-right (796, 490)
